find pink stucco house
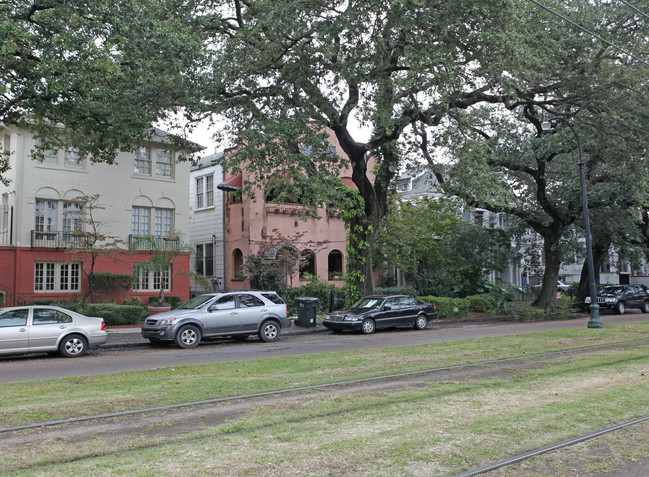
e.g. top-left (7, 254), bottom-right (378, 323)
top-left (217, 132), bottom-right (357, 290)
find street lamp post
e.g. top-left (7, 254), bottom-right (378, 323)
top-left (541, 117), bottom-right (603, 328)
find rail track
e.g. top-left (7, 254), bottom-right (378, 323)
top-left (3, 338), bottom-right (649, 475)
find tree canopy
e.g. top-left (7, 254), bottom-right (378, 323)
top-left (1, 0), bottom-right (206, 162)
top-left (3, 0), bottom-right (648, 306)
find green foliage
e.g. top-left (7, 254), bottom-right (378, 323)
top-left (0, 290), bottom-right (4, 306)
top-left (242, 254), bottom-right (289, 292)
top-left (1, 0), bottom-right (205, 168)
top-left (281, 277), bottom-right (343, 315)
top-left (89, 272), bottom-right (132, 294)
top-left (373, 286), bottom-right (418, 297)
top-left (147, 295), bottom-right (182, 309)
top-left (419, 296), bottom-right (470, 319)
top-left (375, 197), bottom-right (514, 297)
top-left (465, 294), bottom-right (499, 314)
top-left (86, 304), bottom-right (149, 327)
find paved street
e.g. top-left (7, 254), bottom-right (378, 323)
top-left (2, 312), bottom-right (647, 384)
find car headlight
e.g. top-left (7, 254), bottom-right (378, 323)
top-left (158, 317), bottom-right (178, 326)
top-left (605, 298), bottom-right (617, 303)
top-left (343, 315), bottom-right (358, 321)
top-left (585, 297), bottom-right (591, 304)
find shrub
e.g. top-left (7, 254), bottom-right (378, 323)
top-left (282, 277), bottom-right (343, 315)
top-left (419, 296), bottom-right (470, 319)
top-left (465, 294), bottom-right (503, 314)
top-left (86, 303), bottom-right (149, 326)
top-left (373, 286), bottom-right (418, 296)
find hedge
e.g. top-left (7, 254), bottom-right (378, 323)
top-left (418, 296), bottom-right (470, 319)
top-left (465, 294), bottom-right (499, 314)
top-left (86, 304), bottom-right (149, 327)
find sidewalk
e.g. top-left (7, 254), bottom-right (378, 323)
top-left (103, 319), bottom-right (325, 347)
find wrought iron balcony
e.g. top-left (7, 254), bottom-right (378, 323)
top-left (128, 234), bottom-right (180, 251)
top-left (30, 230), bottom-right (87, 249)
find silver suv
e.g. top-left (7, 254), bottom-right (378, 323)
top-left (141, 291), bottom-right (290, 348)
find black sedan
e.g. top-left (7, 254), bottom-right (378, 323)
top-left (584, 284), bottom-right (649, 314)
top-left (323, 295), bottom-right (437, 334)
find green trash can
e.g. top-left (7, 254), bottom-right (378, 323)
top-left (295, 296), bottom-right (319, 327)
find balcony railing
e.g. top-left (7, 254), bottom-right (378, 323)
top-left (30, 230), bottom-right (88, 249)
top-left (128, 235), bottom-right (180, 251)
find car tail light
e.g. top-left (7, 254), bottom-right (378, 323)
top-left (433, 304), bottom-right (437, 311)
top-left (286, 305), bottom-right (289, 316)
top-left (101, 321), bottom-right (105, 331)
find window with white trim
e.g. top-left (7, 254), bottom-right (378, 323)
top-left (134, 147), bottom-right (152, 175)
top-left (34, 262), bottom-right (81, 292)
top-left (62, 201), bottom-right (84, 242)
top-left (196, 174), bottom-right (214, 209)
top-left (133, 264), bottom-right (171, 292)
top-left (64, 148), bottom-right (84, 168)
top-left (132, 207), bottom-right (151, 237)
top-left (35, 199), bottom-right (57, 240)
top-left (155, 149), bottom-right (173, 177)
top-left (132, 207), bottom-right (174, 239)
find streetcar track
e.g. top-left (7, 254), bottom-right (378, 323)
top-left (3, 338), bottom-right (648, 434)
top-left (3, 338), bottom-right (649, 474)
top-left (453, 414), bottom-right (649, 476)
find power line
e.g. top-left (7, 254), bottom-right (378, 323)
top-left (617, 0), bottom-right (649, 20)
top-left (528, 0), bottom-right (649, 67)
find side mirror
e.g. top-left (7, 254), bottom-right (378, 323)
top-left (383, 305), bottom-right (391, 311)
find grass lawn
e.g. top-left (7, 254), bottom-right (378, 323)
top-left (2, 322), bottom-right (649, 475)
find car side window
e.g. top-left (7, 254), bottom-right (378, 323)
top-left (239, 295), bottom-right (264, 307)
top-left (212, 295), bottom-right (236, 310)
top-left (261, 293), bottom-right (285, 305)
top-left (0, 309), bottom-right (29, 327)
top-left (33, 309), bottom-right (73, 325)
top-left (385, 298), bottom-right (400, 309)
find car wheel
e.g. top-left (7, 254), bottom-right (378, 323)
top-left (59, 334), bottom-right (88, 358)
top-left (642, 302), bottom-right (649, 314)
top-left (361, 318), bottom-right (376, 334)
top-left (615, 302), bottom-right (626, 315)
top-left (175, 325), bottom-right (201, 349)
top-left (414, 314), bottom-right (428, 330)
top-left (259, 320), bottom-right (280, 342)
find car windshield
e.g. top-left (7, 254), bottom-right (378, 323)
top-left (350, 297), bottom-right (384, 310)
top-left (177, 295), bottom-right (215, 310)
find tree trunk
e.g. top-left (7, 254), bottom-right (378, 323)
top-left (532, 235), bottom-right (562, 312)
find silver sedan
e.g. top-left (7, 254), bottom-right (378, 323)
top-left (0, 306), bottom-right (107, 357)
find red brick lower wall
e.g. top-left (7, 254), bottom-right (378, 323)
top-left (0, 247), bottom-right (190, 306)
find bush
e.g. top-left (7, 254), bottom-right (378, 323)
top-left (86, 303), bottom-right (149, 326)
top-left (465, 294), bottom-right (499, 314)
top-left (419, 296), bottom-right (470, 319)
top-left (146, 295), bottom-right (184, 308)
top-left (282, 278), bottom-right (343, 315)
top-left (373, 286), bottom-right (418, 296)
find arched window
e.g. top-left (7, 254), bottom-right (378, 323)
top-left (328, 250), bottom-right (343, 280)
top-left (233, 248), bottom-right (244, 279)
top-left (300, 249), bottom-right (316, 279)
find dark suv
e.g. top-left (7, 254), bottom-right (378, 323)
top-left (141, 291), bottom-right (290, 348)
top-left (584, 285), bottom-right (649, 314)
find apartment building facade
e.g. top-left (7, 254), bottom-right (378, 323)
top-left (0, 124), bottom-right (196, 305)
